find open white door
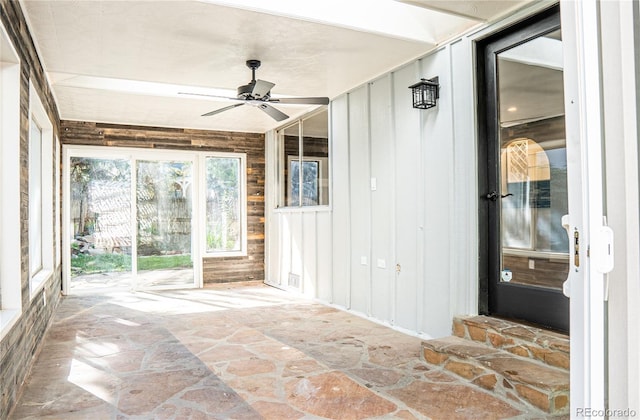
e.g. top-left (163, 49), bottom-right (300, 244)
top-left (561, 0), bottom-right (609, 414)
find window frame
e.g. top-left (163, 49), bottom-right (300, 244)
top-left (201, 152), bottom-right (248, 258)
top-left (0, 21), bottom-right (22, 337)
top-left (276, 107), bottom-right (330, 210)
top-left (28, 82), bottom-right (55, 297)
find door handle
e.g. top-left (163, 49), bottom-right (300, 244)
top-left (486, 191), bottom-right (513, 201)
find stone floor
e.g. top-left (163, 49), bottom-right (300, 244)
top-left (10, 282), bottom-right (544, 419)
top-left (70, 268), bottom-right (195, 292)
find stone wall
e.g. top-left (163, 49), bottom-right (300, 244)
top-left (0, 1), bottom-right (62, 418)
top-left (60, 121), bottom-right (266, 284)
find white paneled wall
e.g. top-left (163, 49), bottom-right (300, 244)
top-left (369, 75), bottom-right (394, 322)
top-left (348, 86), bottom-right (371, 315)
top-left (266, 42), bottom-right (478, 338)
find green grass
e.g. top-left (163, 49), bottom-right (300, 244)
top-left (138, 254), bottom-right (192, 271)
top-left (71, 253), bottom-right (192, 275)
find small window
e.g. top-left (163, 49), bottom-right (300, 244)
top-left (29, 119), bottom-right (44, 274)
top-left (28, 83), bottom-right (54, 295)
top-left (204, 154), bottom-right (246, 255)
top-left (0, 21), bottom-right (22, 329)
top-left (278, 109), bottom-right (329, 207)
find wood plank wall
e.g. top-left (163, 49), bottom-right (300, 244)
top-left (60, 120), bottom-right (266, 283)
top-left (1, 1), bottom-right (62, 418)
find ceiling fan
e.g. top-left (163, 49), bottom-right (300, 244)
top-left (180, 60), bottom-right (329, 122)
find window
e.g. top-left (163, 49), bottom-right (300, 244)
top-left (29, 120), bottom-right (43, 273)
top-left (501, 137), bottom-right (568, 254)
top-left (1, 22), bottom-right (22, 335)
top-left (28, 83), bottom-right (54, 295)
top-left (204, 154), bottom-right (246, 255)
top-left (278, 108), bottom-right (329, 207)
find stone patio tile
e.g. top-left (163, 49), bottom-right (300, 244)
top-left (388, 380), bottom-right (522, 419)
top-left (286, 372), bottom-right (398, 419)
top-left (282, 359), bottom-right (326, 377)
top-left (226, 376), bottom-right (280, 399)
top-left (425, 336), bottom-right (500, 358)
top-left (348, 367), bottom-right (404, 387)
top-left (479, 355), bottom-right (569, 391)
top-left (9, 381), bottom-right (114, 419)
top-left (11, 404), bottom-right (115, 420)
top-left (197, 343), bottom-right (257, 365)
top-left (251, 401), bottom-right (305, 419)
top-left (461, 315), bottom-right (514, 332)
top-left (502, 326), bottom-right (537, 342)
top-left (368, 342), bottom-right (421, 366)
top-left (180, 387), bottom-right (258, 417)
top-left (226, 357), bottom-right (277, 376)
top-left (117, 368), bottom-right (209, 416)
top-left (250, 341), bottom-right (309, 361)
top-left (306, 343), bottom-right (364, 369)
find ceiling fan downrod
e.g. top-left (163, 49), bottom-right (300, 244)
top-left (246, 59), bottom-right (261, 83)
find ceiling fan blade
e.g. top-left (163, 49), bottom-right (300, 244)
top-left (179, 92), bottom-right (239, 101)
top-left (252, 79), bottom-right (275, 99)
top-left (257, 103), bottom-right (289, 121)
top-left (270, 97), bottom-right (330, 105)
top-left (201, 103), bottom-right (244, 117)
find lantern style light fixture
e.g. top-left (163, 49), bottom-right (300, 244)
top-left (409, 77), bottom-right (439, 109)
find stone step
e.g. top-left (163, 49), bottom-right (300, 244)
top-left (422, 335), bottom-right (569, 416)
top-left (453, 315), bottom-right (570, 371)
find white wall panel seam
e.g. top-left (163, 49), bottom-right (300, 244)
top-left (389, 71), bottom-right (398, 325)
top-left (366, 82), bottom-right (374, 317)
top-left (346, 92), bottom-right (353, 309)
top-left (416, 58), bottom-right (426, 334)
top-left (328, 103), bottom-right (335, 302)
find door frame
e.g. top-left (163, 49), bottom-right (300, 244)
top-left (477, 5), bottom-right (569, 331)
top-left (475, 0), bottom-right (607, 413)
top-left (62, 145), bottom-right (207, 294)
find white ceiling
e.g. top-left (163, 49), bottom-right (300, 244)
top-left (21, 0), bottom-right (533, 133)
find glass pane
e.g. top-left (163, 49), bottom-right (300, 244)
top-left (280, 122), bottom-right (300, 207)
top-left (301, 110), bottom-right (329, 206)
top-left (497, 29), bottom-right (569, 289)
top-left (205, 157), bottom-right (241, 252)
top-left (29, 120), bottom-right (43, 274)
top-left (136, 160), bottom-right (193, 288)
top-left (69, 157), bottom-right (132, 291)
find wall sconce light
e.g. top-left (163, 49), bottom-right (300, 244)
top-left (409, 77), bottom-right (439, 110)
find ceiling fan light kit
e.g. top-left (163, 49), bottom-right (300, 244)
top-left (180, 59), bottom-right (329, 122)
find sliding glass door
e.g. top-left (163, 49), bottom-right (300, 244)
top-left (68, 157), bottom-right (133, 291)
top-left (64, 148), bottom-right (199, 293)
top-left (135, 160), bottom-right (194, 289)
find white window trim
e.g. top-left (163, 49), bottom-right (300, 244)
top-left (0, 21), bottom-right (22, 338)
top-left (200, 152), bottom-right (248, 258)
top-left (286, 155), bottom-right (329, 207)
top-left (275, 108), bottom-right (331, 210)
top-left (29, 82), bottom-right (54, 297)
top-left (55, 136), bottom-right (61, 267)
top-left (63, 146), bottom-right (205, 292)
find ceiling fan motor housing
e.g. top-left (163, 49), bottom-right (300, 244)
top-left (237, 83), bottom-right (255, 99)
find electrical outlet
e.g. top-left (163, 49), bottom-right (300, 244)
top-left (528, 259), bottom-right (535, 269)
